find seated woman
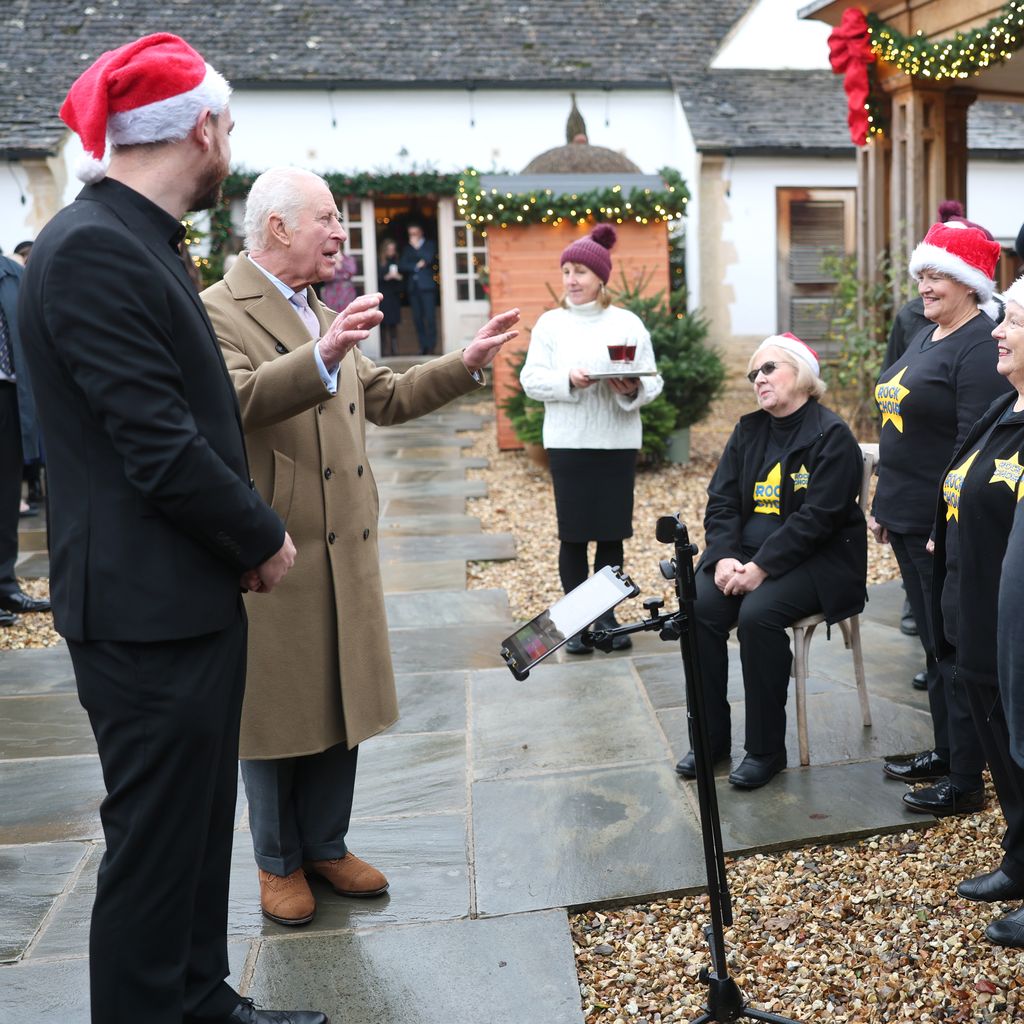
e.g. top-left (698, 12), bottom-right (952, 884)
top-left (675, 333), bottom-right (867, 790)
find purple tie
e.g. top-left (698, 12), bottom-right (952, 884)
top-left (289, 290), bottom-right (321, 340)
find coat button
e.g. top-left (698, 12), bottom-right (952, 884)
top-left (328, 531), bottom-right (336, 544)
top-left (357, 465), bottom-right (364, 477)
top-left (324, 468), bottom-right (332, 480)
top-left (363, 528), bottom-right (370, 540)
top-left (349, 402), bottom-right (356, 414)
top-left (275, 342), bottom-right (287, 354)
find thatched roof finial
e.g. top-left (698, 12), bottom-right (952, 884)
top-left (566, 93), bottom-right (587, 145)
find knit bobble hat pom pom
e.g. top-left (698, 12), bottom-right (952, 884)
top-left (560, 224), bottom-right (617, 283)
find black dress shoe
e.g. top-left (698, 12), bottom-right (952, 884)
top-left (0, 609), bottom-right (18, 626)
top-left (0, 591), bottom-right (50, 614)
top-left (675, 748), bottom-right (730, 779)
top-left (902, 778), bottom-right (986, 816)
top-left (986, 905), bottom-right (1024, 947)
top-left (594, 611), bottom-right (632, 651)
top-left (882, 749), bottom-right (949, 782)
top-left (728, 751), bottom-right (787, 790)
top-left (911, 670), bottom-right (927, 691)
top-left (957, 867), bottom-right (1024, 903)
top-left (900, 598), bottom-right (918, 636)
top-left (564, 633), bottom-right (593, 655)
top-left (228, 998), bottom-right (328, 1024)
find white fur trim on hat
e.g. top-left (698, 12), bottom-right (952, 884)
top-left (108, 64), bottom-right (230, 146)
top-left (909, 242), bottom-right (996, 304)
top-left (754, 333), bottom-right (820, 378)
top-left (999, 275), bottom-right (1024, 313)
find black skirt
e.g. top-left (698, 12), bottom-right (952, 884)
top-left (548, 448), bottom-right (637, 542)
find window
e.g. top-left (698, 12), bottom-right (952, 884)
top-left (777, 188), bottom-right (855, 357)
top-left (452, 218), bottom-right (487, 302)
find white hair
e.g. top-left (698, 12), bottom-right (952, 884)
top-left (107, 64), bottom-right (231, 148)
top-left (244, 167), bottom-right (330, 251)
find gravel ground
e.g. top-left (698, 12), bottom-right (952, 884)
top-left (0, 577), bottom-right (57, 651)
top-left (463, 387), bottom-right (1022, 1024)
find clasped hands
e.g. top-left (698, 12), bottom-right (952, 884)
top-left (714, 557), bottom-right (767, 596)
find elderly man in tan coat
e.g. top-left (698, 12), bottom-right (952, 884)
top-left (201, 167), bottom-right (519, 925)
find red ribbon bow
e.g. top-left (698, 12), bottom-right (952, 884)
top-left (828, 8), bottom-right (875, 146)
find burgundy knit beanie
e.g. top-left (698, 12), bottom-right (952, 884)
top-left (560, 224), bottom-right (616, 283)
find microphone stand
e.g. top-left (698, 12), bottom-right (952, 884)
top-left (586, 515), bottom-right (799, 1024)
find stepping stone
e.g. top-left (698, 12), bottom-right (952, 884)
top-left (389, 672), bottom-right (468, 735)
top-left (14, 552), bottom-right (48, 579)
top-left (27, 842), bottom-right (100, 961)
top-left (473, 763), bottom-right (705, 915)
top-left (0, 646), bottom-right (75, 697)
top-left (379, 514), bottom-right (482, 537)
top-left (389, 623), bottom-right (509, 674)
top-left (470, 660), bottom-right (666, 781)
top-left (0, 694), bottom-right (95, 759)
top-left (382, 496), bottom-right (468, 517)
top-left (0, 958), bottom-right (91, 1023)
top-left (351, 732), bottom-right (465, 820)
top-left (384, 589), bottom-right (510, 628)
top-left (376, 467), bottom-right (471, 484)
top-left (379, 533), bottom-right (515, 564)
top-left (0, 842), bottom-right (87, 962)
top-left (381, 559), bottom-right (465, 593)
top-left (0, 756), bottom-right (104, 844)
top-left (370, 455), bottom-right (488, 471)
top-left (229, 813), bottom-right (469, 937)
top-left (376, 479), bottom-right (487, 500)
top-left (245, 911), bottom-right (585, 1024)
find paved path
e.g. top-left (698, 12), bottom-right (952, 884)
top-left (0, 402), bottom-right (930, 1023)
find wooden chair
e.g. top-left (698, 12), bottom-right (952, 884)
top-left (789, 443), bottom-right (877, 766)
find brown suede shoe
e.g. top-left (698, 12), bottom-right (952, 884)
top-left (258, 867), bottom-right (315, 926)
top-left (304, 853), bottom-right (389, 897)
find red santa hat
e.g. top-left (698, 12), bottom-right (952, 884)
top-left (753, 332), bottom-right (820, 378)
top-left (908, 221), bottom-right (1000, 314)
top-left (60, 33), bottom-right (231, 184)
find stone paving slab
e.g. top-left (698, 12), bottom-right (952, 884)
top-left (381, 494), bottom-right (467, 518)
top-left (380, 559), bottom-right (465, 593)
top-left (350, 732), bottom-right (466, 820)
top-left (389, 672), bottom-right (468, 735)
top-left (470, 661), bottom-right (666, 781)
top-left (379, 532), bottom-right (516, 563)
top-left (0, 695), bottom-right (95, 759)
top-left (0, 756), bottom-right (104, 844)
top-left (657, 689), bottom-right (934, 769)
top-left (714, 759), bottom-right (925, 855)
top-left (473, 763), bottom-right (706, 916)
top-left (383, 589), bottom-right (510, 629)
top-left (27, 842), bottom-right (99, 962)
top-left (378, 513), bottom-right (482, 536)
top-left (370, 455), bottom-right (488, 471)
top-left (0, 646), bottom-right (74, 697)
top-left (366, 435), bottom-right (473, 451)
top-left (388, 622), bottom-right (510, 675)
top-left (0, 842), bottom-right (87, 962)
top-left (376, 479), bottom-right (487, 500)
top-left (229, 813), bottom-right (470, 938)
top-left (377, 467), bottom-right (472, 484)
top-left (245, 910), bottom-right (585, 1024)
top-left (12, 551), bottom-right (48, 578)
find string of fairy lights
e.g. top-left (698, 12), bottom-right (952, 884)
top-left (455, 167), bottom-right (689, 236)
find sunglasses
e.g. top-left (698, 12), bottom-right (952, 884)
top-left (746, 360), bottom-right (792, 384)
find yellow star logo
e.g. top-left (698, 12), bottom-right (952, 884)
top-left (991, 452), bottom-right (1024, 492)
top-left (790, 465), bottom-right (810, 491)
top-left (875, 366), bottom-right (910, 433)
top-left (753, 463), bottom-right (782, 515)
top-left (943, 449), bottom-right (980, 521)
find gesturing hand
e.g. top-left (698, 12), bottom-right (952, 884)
top-left (318, 293), bottom-right (383, 370)
top-left (462, 309), bottom-right (521, 371)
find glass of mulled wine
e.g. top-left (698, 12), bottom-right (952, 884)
top-left (607, 339), bottom-right (637, 372)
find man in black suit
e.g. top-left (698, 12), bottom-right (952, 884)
top-left (398, 223), bottom-right (439, 353)
top-left (0, 251), bottom-right (49, 623)
top-left (18, 34), bottom-right (324, 1024)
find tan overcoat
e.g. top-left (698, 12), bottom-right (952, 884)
top-left (201, 255), bottom-right (482, 758)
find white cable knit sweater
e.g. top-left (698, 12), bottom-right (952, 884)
top-left (520, 301), bottom-right (663, 450)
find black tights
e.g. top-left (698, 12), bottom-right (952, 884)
top-left (559, 539), bottom-right (624, 593)
top-left (381, 324), bottom-right (399, 355)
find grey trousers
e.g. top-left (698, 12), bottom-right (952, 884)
top-left (240, 741), bottom-right (359, 876)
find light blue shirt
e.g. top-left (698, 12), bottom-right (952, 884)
top-left (246, 255), bottom-right (339, 394)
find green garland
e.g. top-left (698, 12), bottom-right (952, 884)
top-left (456, 166), bottom-right (689, 234)
top-left (220, 167), bottom-right (463, 201)
top-left (868, 2), bottom-right (1024, 81)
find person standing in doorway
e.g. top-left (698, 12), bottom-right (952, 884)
top-left (399, 223), bottom-right (438, 354)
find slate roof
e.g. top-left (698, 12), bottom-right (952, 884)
top-left (681, 69), bottom-right (1024, 156)
top-left (0, 0), bottom-right (749, 158)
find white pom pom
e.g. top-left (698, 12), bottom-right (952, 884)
top-left (75, 153), bottom-right (109, 184)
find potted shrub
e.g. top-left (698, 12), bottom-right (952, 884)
top-left (501, 350), bottom-right (548, 468)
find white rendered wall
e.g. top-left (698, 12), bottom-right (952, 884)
top-left (713, 0), bottom-right (832, 70)
top-left (0, 167), bottom-right (38, 257)
top-left (720, 155), bottom-right (857, 337)
top-left (966, 160), bottom-right (1024, 247)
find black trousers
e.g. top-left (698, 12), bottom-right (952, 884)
top-left (692, 564), bottom-right (820, 756)
top-left (69, 608), bottom-right (248, 1024)
top-left (0, 382), bottom-right (23, 594)
top-left (408, 288), bottom-right (436, 353)
top-left (889, 530), bottom-right (985, 788)
top-left (967, 681), bottom-right (1024, 882)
